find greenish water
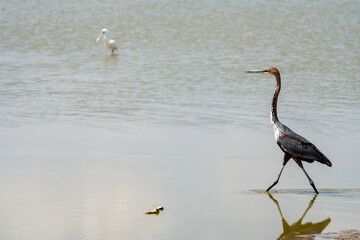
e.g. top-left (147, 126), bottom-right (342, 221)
top-left (1, 0), bottom-right (360, 239)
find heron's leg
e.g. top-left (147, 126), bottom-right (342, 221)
top-left (294, 160), bottom-right (319, 194)
top-left (266, 153), bottom-right (291, 192)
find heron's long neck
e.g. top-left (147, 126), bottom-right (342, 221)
top-left (270, 73), bottom-right (281, 125)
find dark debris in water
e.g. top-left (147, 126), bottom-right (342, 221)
top-left (145, 206), bottom-right (164, 215)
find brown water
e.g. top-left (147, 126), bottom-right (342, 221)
top-left (1, 0), bottom-right (360, 239)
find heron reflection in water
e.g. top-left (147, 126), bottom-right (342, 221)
top-left (267, 193), bottom-right (331, 240)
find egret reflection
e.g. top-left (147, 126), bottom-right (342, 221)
top-left (103, 54), bottom-right (118, 61)
top-left (267, 193), bottom-right (331, 240)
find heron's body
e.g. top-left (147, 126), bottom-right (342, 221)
top-left (96, 29), bottom-right (118, 55)
top-left (272, 121), bottom-right (331, 165)
top-left (246, 67), bottom-right (332, 194)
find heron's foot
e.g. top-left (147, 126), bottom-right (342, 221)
top-left (311, 183), bottom-right (319, 194)
top-left (266, 180), bottom-right (279, 192)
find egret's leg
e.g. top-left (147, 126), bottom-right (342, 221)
top-left (266, 153), bottom-right (291, 192)
top-left (295, 160), bottom-right (319, 194)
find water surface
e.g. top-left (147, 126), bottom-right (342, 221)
top-left (1, 0), bottom-right (360, 239)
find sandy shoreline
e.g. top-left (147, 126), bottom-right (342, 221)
top-left (312, 229), bottom-right (360, 239)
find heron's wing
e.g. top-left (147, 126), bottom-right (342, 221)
top-left (279, 122), bottom-right (311, 144)
top-left (277, 123), bottom-right (332, 166)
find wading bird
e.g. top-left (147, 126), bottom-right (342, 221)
top-left (96, 29), bottom-right (118, 55)
top-left (245, 67), bottom-right (332, 194)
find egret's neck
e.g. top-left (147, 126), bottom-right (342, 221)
top-left (270, 73), bottom-right (281, 126)
top-left (103, 33), bottom-right (109, 42)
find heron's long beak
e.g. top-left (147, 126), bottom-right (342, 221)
top-left (245, 69), bottom-right (267, 73)
top-left (96, 32), bottom-right (102, 42)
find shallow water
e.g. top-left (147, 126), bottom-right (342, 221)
top-left (1, 0), bottom-right (360, 239)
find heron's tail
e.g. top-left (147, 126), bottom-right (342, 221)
top-left (315, 149), bottom-right (332, 167)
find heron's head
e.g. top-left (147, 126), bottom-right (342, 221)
top-left (245, 67), bottom-right (280, 76)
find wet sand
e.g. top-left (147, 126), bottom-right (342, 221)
top-left (1, 124), bottom-right (359, 239)
top-left (314, 229), bottom-right (360, 239)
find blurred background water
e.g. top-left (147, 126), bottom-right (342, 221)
top-left (0, 0), bottom-right (359, 239)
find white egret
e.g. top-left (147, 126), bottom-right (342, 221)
top-left (96, 29), bottom-right (118, 55)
